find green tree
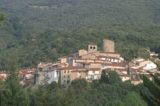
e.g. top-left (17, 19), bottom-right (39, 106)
top-left (1, 70), bottom-right (29, 106)
top-left (70, 79), bottom-right (89, 94)
top-left (141, 75), bottom-right (160, 106)
top-left (31, 83), bottom-right (73, 106)
top-left (156, 63), bottom-right (160, 71)
top-left (153, 75), bottom-right (160, 86)
top-left (100, 70), bottom-right (121, 84)
top-left (30, 86), bottom-right (55, 106)
top-left (0, 13), bottom-right (4, 22)
top-left (100, 70), bottom-right (109, 83)
top-left (124, 92), bottom-right (147, 106)
top-left (137, 48), bottom-right (150, 59)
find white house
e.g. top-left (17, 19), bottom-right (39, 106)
top-left (36, 63), bottom-right (59, 85)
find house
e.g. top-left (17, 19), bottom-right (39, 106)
top-left (58, 66), bottom-right (87, 86)
top-left (19, 68), bottom-right (36, 86)
top-left (35, 62), bottom-right (59, 85)
top-left (129, 58), bottom-right (158, 85)
top-left (86, 68), bottom-right (101, 81)
top-left (0, 71), bottom-right (7, 81)
top-left (130, 58), bottom-right (158, 73)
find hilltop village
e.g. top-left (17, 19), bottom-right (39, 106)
top-left (0, 39), bottom-right (160, 86)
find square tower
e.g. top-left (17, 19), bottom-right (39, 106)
top-left (103, 39), bottom-right (115, 52)
top-left (88, 44), bottom-right (98, 53)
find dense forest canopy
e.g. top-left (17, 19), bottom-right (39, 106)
top-left (0, 0), bottom-right (160, 68)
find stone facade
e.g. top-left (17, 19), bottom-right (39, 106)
top-left (103, 39), bottom-right (115, 53)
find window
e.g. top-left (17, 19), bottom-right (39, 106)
top-left (49, 67), bottom-right (51, 70)
top-left (83, 63), bottom-right (85, 67)
top-left (93, 46), bottom-right (96, 49)
top-left (67, 80), bottom-right (70, 84)
top-left (56, 71), bottom-right (58, 76)
top-left (39, 68), bottom-right (42, 71)
top-left (90, 46), bottom-right (93, 49)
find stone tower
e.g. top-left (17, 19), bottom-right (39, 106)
top-left (88, 44), bottom-right (98, 53)
top-left (103, 39), bottom-right (115, 52)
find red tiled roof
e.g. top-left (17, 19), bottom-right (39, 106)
top-left (19, 68), bottom-right (36, 75)
top-left (58, 66), bottom-right (84, 70)
top-left (38, 63), bottom-right (52, 68)
top-left (99, 51), bottom-right (120, 54)
top-left (0, 76), bottom-right (5, 81)
top-left (0, 73), bottom-right (7, 81)
top-left (98, 56), bottom-right (120, 59)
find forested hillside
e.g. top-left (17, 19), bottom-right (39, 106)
top-left (0, 0), bottom-right (160, 68)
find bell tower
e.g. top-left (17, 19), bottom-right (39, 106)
top-left (88, 44), bottom-right (98, 53)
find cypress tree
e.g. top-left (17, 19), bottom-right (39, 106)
top-left (141, 75), bottom-right (160, 105)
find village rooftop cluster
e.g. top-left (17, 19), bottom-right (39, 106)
top-left (0, 39), bottom-right (160, 86)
